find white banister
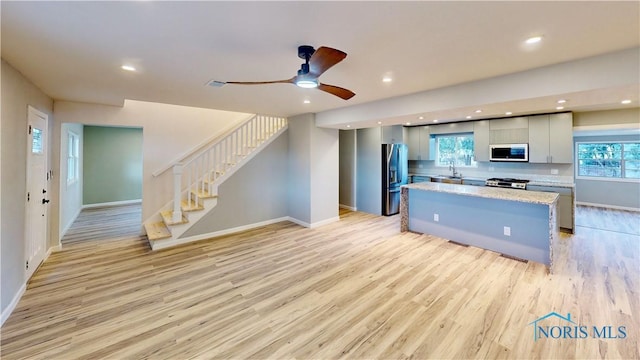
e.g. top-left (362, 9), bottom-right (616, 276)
top-left (172, 164), bottom-right (184, 222)
top-left (168, 114), bottom-right (287, 225)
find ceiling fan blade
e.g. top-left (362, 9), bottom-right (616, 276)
top-left (308, 47), bottom-right (347, 78)
top-left (318, 83), bottom-right (355, 100)
top-left (226, 77), bottom-right (295, 85)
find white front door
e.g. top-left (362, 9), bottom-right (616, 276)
top-left (25, 106), bottom-right (49, 281)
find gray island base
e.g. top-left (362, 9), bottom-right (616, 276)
top-left (400, 182), bottom-right (559, 273)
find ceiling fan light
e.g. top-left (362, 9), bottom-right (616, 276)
top-left (296, 79), bottom-right (319, 88)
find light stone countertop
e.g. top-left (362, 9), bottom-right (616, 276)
top-left (408, 173), bottom-right (575, 188)
top-left (527, 180), bottom-right (575, 188)
top-left (403, 182), bottom-right (559, 205)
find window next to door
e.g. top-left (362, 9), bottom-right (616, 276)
top-left (67, 131), bottom-right (79, 184)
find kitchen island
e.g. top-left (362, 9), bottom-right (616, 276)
top-left (401, 182), bottom-right (559, 272)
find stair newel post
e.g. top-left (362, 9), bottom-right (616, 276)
top-left (172, 164), bottom-right (183, 223)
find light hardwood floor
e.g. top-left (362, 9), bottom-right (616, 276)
top-left (1, 206), bottom-right (638, 359)
top-left (61, 203), bottom-right (142, 244)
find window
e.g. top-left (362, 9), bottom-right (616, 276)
top-left (31, 127), bottom-right (43, 154)
top-left (435, 133), bottom-right (476, 167)
top-left (67, 132), bottom-right (79, 184)
top-left (576, 142), bottom-right (640, 180)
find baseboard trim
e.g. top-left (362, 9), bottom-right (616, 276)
top-left (152, 216), bottom-right (290, 250)
top-left (1, 283), bottom-right (25, 327)
top-left (339, 204), bottom-right (357, 211)
top-left (287, 216), bottom-right (340, 229)
top-left (152, 215), bottom-right (342, 250)
top-left (576, 201), bottom-right (640, 213)
top-left (83, 199), bottom-right (142, 209)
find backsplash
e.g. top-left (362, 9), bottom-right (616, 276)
top-left (409, 160), bottom-right (574, 183)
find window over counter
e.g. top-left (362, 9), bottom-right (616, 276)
top-left (576, 142), bottom-right (640, 180)
top-left (435, 133), bottom-right (476, 167)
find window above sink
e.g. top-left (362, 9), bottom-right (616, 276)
top-left (435, 133), bottom-right (477, 168)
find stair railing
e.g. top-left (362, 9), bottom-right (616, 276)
top-left (170, 115), bottom-right (287, 223)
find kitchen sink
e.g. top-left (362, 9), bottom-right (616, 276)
top-left (431, 175), bottom-right (463, 184)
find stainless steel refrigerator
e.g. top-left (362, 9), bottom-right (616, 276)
top-left (382, 143), bottom-right (408, 216)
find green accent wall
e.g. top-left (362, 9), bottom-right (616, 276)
top-left (83, 126), bottom-right (142, 205)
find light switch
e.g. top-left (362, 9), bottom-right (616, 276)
top-left (504, 226), bottom-right (511, 236)
top-left (434, 214), bottom-right (439, 222)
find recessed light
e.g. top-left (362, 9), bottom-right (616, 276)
top-left (466, 116), bottom-right (472, 119)
top-left (406, 122), bottom-right (411, 125)
top-left (382, 76), bottom-right (392, 83)
top-left (505, 112), bottom-right (513, 115)
top-left (121, 65), bottom-right (136, 72)
top-left (557, 99), bottom-right (567, 104)
top-left (621, 99), bottom-right (632, 104)
top-left (475, 109), bottom-right (482, 113)
top-left (346, 125), bottom-right (351, 128)
top-left (433, 119), bottom-right (438, 123)
top-left (556, 106), bottom-right (564, 110)
top-left (418, 116), bottom-right (424, 120)
top-left (377, 121), bottom-right (382, 125)
top-left (525, 36), bottom-right (543, 44)
top-left (303, 99), bottom-right (310, 104)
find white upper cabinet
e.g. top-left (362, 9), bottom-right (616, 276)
top-left (473, 120), bottom-right (490, 162)
top-left (549, 113), bottom-right (574, 163)
top-left (528, 113), bottom-right (573, 163)
top-left (381, 125), bottom-right (404, 143)
top-left (489, 116), bottom-right (529, 144)
top-left (407, 126), bottom-right (430, 160)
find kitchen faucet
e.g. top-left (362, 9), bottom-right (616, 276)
top-left (449, 162), bottom-right (460, 178)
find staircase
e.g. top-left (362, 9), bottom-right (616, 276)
top-left (143, 114), bottom-right (288, 250)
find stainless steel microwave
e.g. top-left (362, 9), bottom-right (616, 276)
top-left (489, 143), bottom-right (529, 162)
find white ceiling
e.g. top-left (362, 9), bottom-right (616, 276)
top-left (2, 1), bottom-right (639, 124)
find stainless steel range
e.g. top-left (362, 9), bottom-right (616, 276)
top-left (485, 178), bottom-right (529, 190)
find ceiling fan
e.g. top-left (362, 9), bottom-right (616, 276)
top-left (212, 45), bottom-right (355, 100)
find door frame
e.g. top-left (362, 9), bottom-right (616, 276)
top-left (25, 105), bottom-right (49, 281)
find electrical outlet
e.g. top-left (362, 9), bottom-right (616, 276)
top-left (550, 169), bottom-right (559, 175)
top-left (418, 164), bottom-right (423, 168)
top-left (489, 166), bottom-right (495, 172)
top-left (504, 226), bottom-right (511, 236)
top-left (434, 213), bottom-right (439, 222)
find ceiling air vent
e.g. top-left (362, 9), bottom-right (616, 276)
top-left (206, 80), bottom-right (227, 88)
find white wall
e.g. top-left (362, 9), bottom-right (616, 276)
top-left (573, 108), bottom-right (640, 210)
top-left (53, 100), bottom-right (253, 224)
top-left (288, 113), bottom-right (339, 226)
top-left (356, 127), bottom-right (383, 215)
top-left (287, 113), bottom-right (312, 224)
top-left (59, 123), bottom-right (83, 238)
top-left (1, 59), bottom-right (54, 320)
top-left (310, 126), bottom-right (339, 224)
top-left (339, 130), bottom-right (356, 209)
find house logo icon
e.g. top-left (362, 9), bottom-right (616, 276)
top-left (529, 312), bottom-right (627, 341)
top-left (528, 312), bottom-right (575, 341)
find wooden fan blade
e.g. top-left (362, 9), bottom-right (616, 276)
top-left (226, 77), bottom-right (295, 85)
top-left (318, 83), bottom-right (355, 100)
top-left (309, 47), bottom-right (347, 78)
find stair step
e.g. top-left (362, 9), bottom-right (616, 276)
top-left (144, 221), bottom-right (172, 241)
top-left (160, 210), bottom-right (188, 225)
top-left (181, 199), bottom-right (204, 212)
top-left (191, 189), bottom-right (218, 199)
